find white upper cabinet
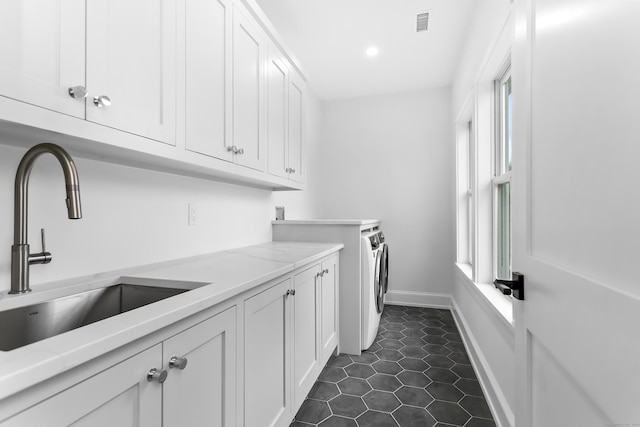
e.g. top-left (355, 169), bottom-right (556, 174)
top-left (86, 0), bottom-right (176, 145)
top-left (267, 46), bottom-right (289, 179)
top-left (0, 0), bottom-right (85, 118)
top-left (266, 45), bottom-right (305, 183)
top-left (287, 70), bottom-right (305, 183)
top-left (232, 4), bottom-right (266, 171)
top-left (0, 0), bottom-right (305, 189)
top-left (0, 0), bottom-right (176, 145)
top-left (184, 0), bottom-right (233, 161)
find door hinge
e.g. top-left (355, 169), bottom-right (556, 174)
top-left (494, 272), bottom-right (524, 300)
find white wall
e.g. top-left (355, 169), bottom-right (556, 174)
top-left (452, 0), bottom-right (512, 116)
top-left (0, 143), bottom-right (273, 292)
top-left (450, 0), bottom-right (515, 426)
top-left (311, 87), bottom-right (454, 301)
top-left (0, 92), bottom-right (323, 294)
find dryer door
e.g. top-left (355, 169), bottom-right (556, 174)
top-left (374, 250), bottom-right (384, 314)
top-left (379, 243), bottom-right (389, 294)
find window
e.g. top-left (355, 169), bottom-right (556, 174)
top-left (467, 121), bottom-right (474, 268)
top-left (455, 115), bottom-right (474, 271)
top-left (494, 69), bottom-right (512, 280)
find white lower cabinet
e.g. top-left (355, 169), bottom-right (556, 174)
top-left (244, 254), bottom-right (339, 426)
top-left (319, 255), bottom-right (339, 364)
top-left (0, 253), bottom-right (339, 427)
top-left (162, 307), bottom-right (237, 427)
top-left (293, 265), bottom-right (321, 408)
top-left (1, 307), bottom-right (236, 427)
top-left (244, 278), bottom-right (292, 427)
top-left (2, 345), bottom-right (162, 427)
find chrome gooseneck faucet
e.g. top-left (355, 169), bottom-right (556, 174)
top-left (10, 143), bottom-right (82, 294)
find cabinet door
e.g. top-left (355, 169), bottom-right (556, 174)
top-left (244, 279), bottom-right (291, 427)
top-left (184, 0), bottom-right (233, 161)
top-left (0, 0), bottom-right (85, 118)
top-left (86, 0), bottom-right (176, 145)
top-left (293, 265), bottom-right (321, 407)
top-left (232, 6), bottom-right (266, 171)
top-left (320, 255), bottom-right (339, 362)
top-left (267, 47), bottom-right (289, 179)
top-left (2, 346), bottom-right (162, 427)
top-left (287, 71), bottom-right (305, 183)
top-left (163, 307), bottom-right (237, 427)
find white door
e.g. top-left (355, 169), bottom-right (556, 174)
top-left (0, 0), bottom-right (85, 118)
top-left (163, 307), bottom-right (237, 427)
top-left (267, 46), bottom-right (289, 179)
top-left (320, 255), bottom-right (338, 362)
top-left (232, 6), bottom-right (266, 171)
top-left (293, 265), bottom-right (321, 407)
top-left (287, 72), bottom-right (304, 183)
top-left (2, 346), bottom-right (162, 426)
top-left (244, 279), bottom-right (292, 427)
top-left (184, 0), bottom-right (232, 161)
top-left (86, 0), bottom-right (176, 145)
top-left (512, 1), bottom-right (640, 426)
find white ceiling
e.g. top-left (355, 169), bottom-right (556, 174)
top-left (254, 0), bottom-right (477, 100)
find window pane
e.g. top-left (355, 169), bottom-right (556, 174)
top-left (503, 76), bottom-right (512, 172)
top-left (496, 182), bottom-right (511, 279)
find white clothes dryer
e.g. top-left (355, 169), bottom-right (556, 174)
top-left (361, 230), bottom-right (388, 350)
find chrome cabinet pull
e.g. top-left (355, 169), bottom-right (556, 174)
top-left (169, 356), bottom-right (188, 370)
top-left (147, 368), bottom-right (168, 383)
top-left (317, 268), bottom-right (330, 278)
top-left (93, 95), bottom-right (111, 108)
top-left (226, 146), bottom-right (245, 155)
top-left (68, 86), bottom-right (88, 99)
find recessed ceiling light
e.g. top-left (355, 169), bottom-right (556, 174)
top-left (366, 46), bottom-right (379, 57)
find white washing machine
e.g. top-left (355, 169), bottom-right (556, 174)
top-left (361, 229), bottom-right (389, 350)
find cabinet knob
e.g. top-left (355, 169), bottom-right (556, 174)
top-left (147, 368), bottom-right (168, 383)
top-left (286, 289), bottom-right (296, 296)
top-left (93, 95), bottom-right (112, 108)
top-left (290, 168), bottom-right (295, 173)
top-left (226, 145), bottom-right (244, 155)
top-left (169, 356), bottom-right (188, 370)
top-left (68, 86), bottom-right (88, 99)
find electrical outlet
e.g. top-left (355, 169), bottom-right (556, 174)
top-left (188, 203), bottom-right (199, 226)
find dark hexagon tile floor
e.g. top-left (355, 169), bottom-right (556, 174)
top-left (290, 305), bottom-right (496, 427)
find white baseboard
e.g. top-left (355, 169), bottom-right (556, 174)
top-left (450, 298), bottom-right (515, 427)
top-left (384, 290), bottom-right (452, 309)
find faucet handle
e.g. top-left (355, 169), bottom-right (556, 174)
top-left (29, 228), bottom-right (52, 265)
top-left (40, 228), bottom-right (46, 253)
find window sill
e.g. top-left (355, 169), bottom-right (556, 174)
top-left (455, 263), bottom-right (514, 327)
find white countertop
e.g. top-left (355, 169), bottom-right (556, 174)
top-left (272, 219), bottom-right (380, 226)
top-left (0, 241), bottom-right (343, 401)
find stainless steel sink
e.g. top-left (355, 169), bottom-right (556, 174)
top-left (0, 284), bottom-right (189, 351)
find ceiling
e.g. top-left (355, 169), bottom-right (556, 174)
top-left (254, 0), bottom-right (477, 100)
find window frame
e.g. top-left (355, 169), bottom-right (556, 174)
top-left (493, 66), bottom-right (512, 281)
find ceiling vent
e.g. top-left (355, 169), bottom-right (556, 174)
top-left (416, 12), bottom-right (430, 32)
